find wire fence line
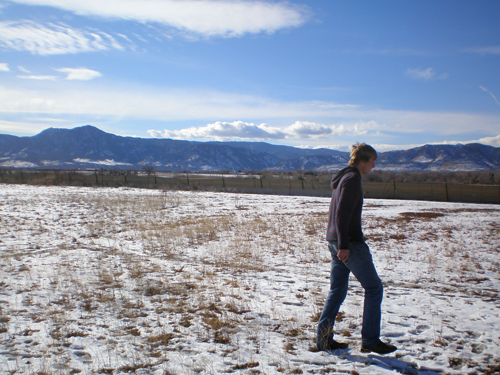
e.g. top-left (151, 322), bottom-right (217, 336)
top-left (1, 169), bottom-right (499, 204)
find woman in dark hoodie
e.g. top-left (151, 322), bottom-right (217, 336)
top-left (316, 143), bottom-right (397, 355)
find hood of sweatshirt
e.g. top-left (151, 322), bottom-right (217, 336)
top-left (331, 166), bottom-right (360, 189)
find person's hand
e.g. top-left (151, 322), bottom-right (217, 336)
top-left (338, 249), bottom-right (349, 262)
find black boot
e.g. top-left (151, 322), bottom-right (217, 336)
top-left (361, 340), bottom-right (397, 354)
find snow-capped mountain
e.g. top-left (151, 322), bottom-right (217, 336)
top-left (0, 125), bottom-right (498, 172)
top-left (376, 143), bottom-right (500, 171)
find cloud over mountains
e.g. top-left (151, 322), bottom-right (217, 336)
top-left (148, 120), bottom-right (380, 141)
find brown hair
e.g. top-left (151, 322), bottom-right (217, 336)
top-left (348, 142), bottom-right (377, 167)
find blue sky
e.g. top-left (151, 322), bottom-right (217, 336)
top-left (0, 0), bottom-right (499, 151)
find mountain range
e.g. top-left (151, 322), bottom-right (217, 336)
top-left (1, 125), bottom-right (499, 172)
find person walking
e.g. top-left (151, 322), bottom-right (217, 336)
top-left (316, 143), bottom-right (397, 355)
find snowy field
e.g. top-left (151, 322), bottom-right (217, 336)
top-left (0, 184), bottom-right (499, 375)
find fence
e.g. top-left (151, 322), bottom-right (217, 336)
top-left (362, 181), bottom-right (500, 204)
top-left (0, 170), bottom-right (499, 204)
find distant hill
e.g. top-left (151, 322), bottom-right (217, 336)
top-left (0, 125), bottom-right (499, 172)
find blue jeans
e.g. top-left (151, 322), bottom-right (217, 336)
top-left (316, 241), bottom-right (383, 348)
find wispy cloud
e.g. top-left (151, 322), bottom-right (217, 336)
top-left (406, 67), bottom-right (435, 80)
top-left (15, 67), bottom-right (101, 80)
top-left (18, 66), bottom-right (30, 73)
top-left (9, 0), bottom-right (309, 38)
top-left (1, 84), bottom-right (499, 141)
top-left (18, 75), bottom-right (59, 80)
top-left (0, 21), bottom-right (124, 55)
top-left (463, 45), bottom-right (500, 55)
top-left (479, 85), bottom-right (500, 106)
top-left (0, 119), bottom-right (54, 135)
top-left (56, 68), bottom-right (102, 80)
top-left (0, 63), bottom-right (9, 71)
top-left (406, 67), bottom-right (448, 80)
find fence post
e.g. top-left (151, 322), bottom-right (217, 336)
top-left (222, 174), bottom-right (225, 188)
top-left (444, 181), bottom-right (449, 202)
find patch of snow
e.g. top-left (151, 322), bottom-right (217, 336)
top-left (40, 160), bottom-right (75, 166)
top-left (412, 156), bottom-right (434, 163)
top-left (73, 158), bottom-right (133, 166)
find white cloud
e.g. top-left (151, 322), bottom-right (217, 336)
top-left (149, 121), bottom-right (287, 140)
top-left (18, 66), bottom-right (30, 73)
top-left (406, 67), bottom-right (448, 80)
top-left (149, 120), bottom-right (386, 141)
top-left (0, 63), bottom-right (9, 71)
top-left (287, 121), bottom-right (334, 138)
top-left (149, 120), bottom-right (346, 141)
top-left (18, 75), bottom-right (59, 80)
top-left (0, 20), bottom-right (124, 55)
top-left (475, 134), bottom-right (500, 147)
top-left (9, 0), bottom-right (308, 38)
top-left (56, 68), bottom-right (102, 80)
